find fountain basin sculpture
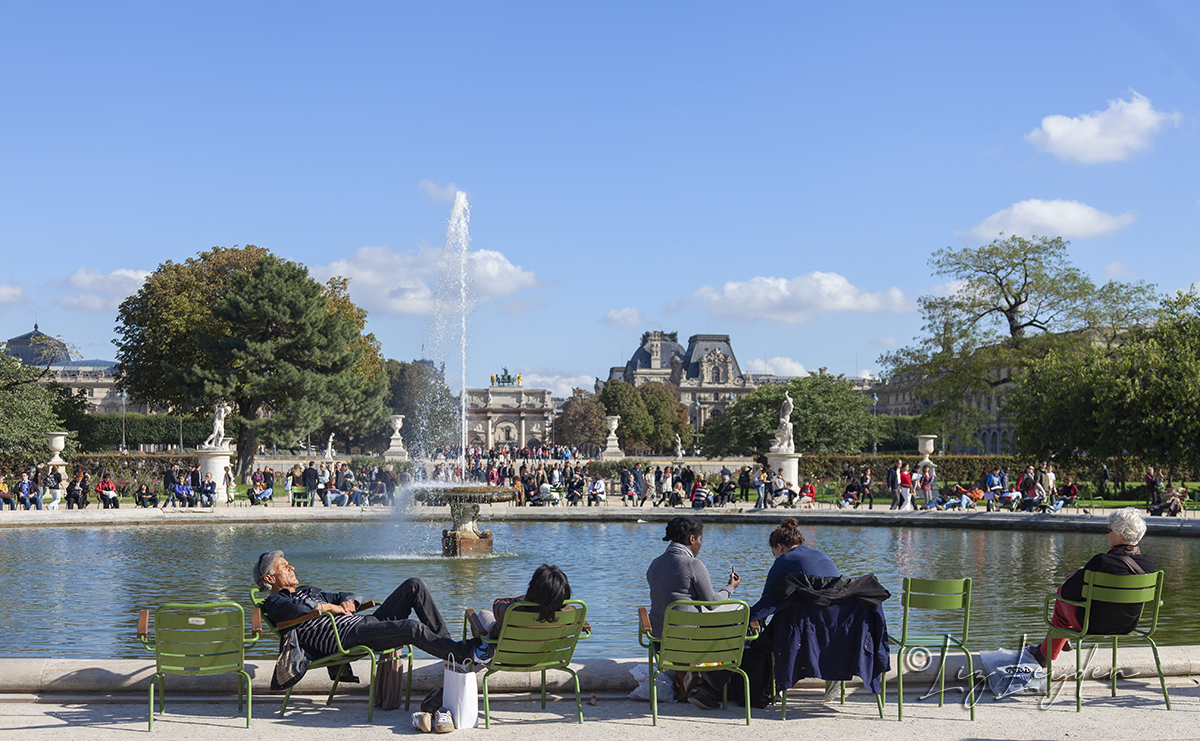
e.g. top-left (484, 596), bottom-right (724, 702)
top-left (415, 485), bottom-right (518, 556)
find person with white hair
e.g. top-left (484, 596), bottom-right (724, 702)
top-left (1028, 507), bottom-right (1155, 667)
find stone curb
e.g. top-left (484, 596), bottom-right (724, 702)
top-left (4, 502), bottom-right (1200, 538)
top-left (2, 645), bottom-right (1197, 696)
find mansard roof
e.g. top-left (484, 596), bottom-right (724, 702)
top-left (676, 334), bottom-right (743, 380)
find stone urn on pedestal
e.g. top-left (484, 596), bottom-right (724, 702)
top-left (46, 431), bottom-right (69, 480)
top-left (384, 415), bottom-right (410, 461)
top-left (915, 434), bottom-right (938, 475)
top-left (600, 415), bottom-right (624, 461)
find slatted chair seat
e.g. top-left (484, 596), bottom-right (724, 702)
top-left (138, 601), bottom-right (262, 730)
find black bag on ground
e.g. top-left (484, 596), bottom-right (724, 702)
top-left (727, 627), bottom-right (775, 709)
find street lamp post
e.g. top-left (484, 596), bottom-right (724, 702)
top-left (120, 391), bottom-right (127, 454)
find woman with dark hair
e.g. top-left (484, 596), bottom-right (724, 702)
top-left (645, 516), bottom-right (741, 710)
top-left (473, 564), bottom-right (582, 642)
top-left (135, 483), bottom-right (158, 508)
top-left (749, 518), bottom-right (841, 624)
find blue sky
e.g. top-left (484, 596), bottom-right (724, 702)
top-left (2, 2), bottom-right (1197, 396)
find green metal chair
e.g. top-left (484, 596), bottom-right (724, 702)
top-left (468, 600), bottom-right (590, 727)
top-left (1042, 569), bottom-right (1169, 712)
top-left (880, 577), bottom-right (975, 720)
top-left (249, 589), bottom-right (412, 721)
top-left (638, 600), bottom-right (757, 725)
top-left (137, 601), bottom-right (262, 730)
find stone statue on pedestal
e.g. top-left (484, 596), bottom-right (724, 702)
top-left (772, 391), bottom-right (795, 454)
top-left (324, 433), bottom-right (335, 460)
top-left (202, 404), bottom-right (232, 449)
top-left (674, 433), bottom-right (683, 459)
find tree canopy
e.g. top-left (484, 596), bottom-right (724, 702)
top-left (552, 388), bottom-right (607, 451)
top-left (0, 346), bottom-right (69, 455)
top-left (700, 374), bottom-right (875, 459)
top-left (1009, 290), bottom-right (1200, 479)
top-left (597, 379), bottom-right (653, 452)
top-left (383, 358), bottom-right (458, 456)
top-left (638, 382), bottom-right (693, 454)
top-left (116, 248), bottom-right (388, 476)
top-left (879, 235), bottom-right (1157, 443)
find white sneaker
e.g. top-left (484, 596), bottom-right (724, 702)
top-left (411, 712), bottom-right (433, 732)
top-left (433, 708), bottom-right (455, 733)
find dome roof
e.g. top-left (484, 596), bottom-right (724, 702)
top-left (5, 324), bottom-right (71, 366)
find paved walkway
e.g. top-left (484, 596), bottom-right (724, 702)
top-left (2, 679), bottom-right (1197, 741)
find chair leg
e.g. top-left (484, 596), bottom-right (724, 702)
top-left (937, 638), bottom-right (949, 708)
top-left (405, 647), bottom-right (414, 710)
top-left (840, 681), bottom-right (846, 704)
top-left (156, 674), bottom-right (166, 714)
top-left (896, 647), bottom-right (905, 721)
top-left (740, 670), bottom-right (751, 725)
top-left (1110, 636), bottom-right (1119, 698)
top-left (367, 653), bottom-right (377, 723)
top-left (240, 670), bottom-right (252, 728)
top-left (483, 673), bottom-right (492, 728)
top-left (148, 675), bottom-right (156, 731)
top-left (878, 669), bottom-right (886, 720)
top-left (1147, 636), bottom-right (1171, 710)
top-left (541, 669), bottom-right (547, 709)
top-left (964, 649), bottom-right (975, 720)
top-left (569, 668), bottom-right (583, 723)
top-left (649, 666), bottom-right (659, 726)
top-left (280, 687), bottom-right (293, 718)
top-left (1075, 642), bottom-right (1083, 712)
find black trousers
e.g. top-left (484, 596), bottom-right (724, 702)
top-left (65, 492), bottom-right (86, 509)
top-left (342, 578), bottom-right (473, 662)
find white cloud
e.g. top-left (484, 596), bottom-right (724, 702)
top-left (968, 199), bottom-right (1136, 241)
top-left (516, 366), bottom-right (598, 398)
top-left (869, 337), bottom-right (898, 348)
top-left (744, 357), bottom-right (809, 377)
top-left (603, 307), bottom-right (652, 328)
top-left (1105, 261), bottom-right (1137, 280)
top-left (0, 284), bottom-right (26, 305)
top-left (689, 272), bottom-right (911, 324)
top-left (57, 267), bottom-right (150, 312)
top-left (858, 369), bottom-right (875, 379)
top-left (313, 246), bottom-right (538, 317)
top-left (418, 180), bottom-right (462, 203)
top-left (1026, 91), bottom-right (1180, 164)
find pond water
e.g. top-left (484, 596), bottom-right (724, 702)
top-left (3, 516), bottom-right (1198, 661)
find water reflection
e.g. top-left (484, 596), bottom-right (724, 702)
top-left (3, 519), bottom-right (1197, 660)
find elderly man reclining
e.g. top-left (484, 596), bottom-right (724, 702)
top-left (254, 550), bottom-right (488, 665)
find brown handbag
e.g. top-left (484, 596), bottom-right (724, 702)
top-left (374, 653), bottom-right (406, 710)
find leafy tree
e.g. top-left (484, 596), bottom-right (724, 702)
top-left (879, 235), bottom-right (1156, 443)
top-left (552, 388), bottom-right (607, 451)
top-left (383, 359), bottom-right (457, 456)
top-left (1011, 290), bottom-right (1200, 481)
top-left (700, 375), bottom-right (875, 459)
top-left (597, 379), bottom-right (653, 451)
top-left (115, 247), bottom-right (387, 475)
top-left (115, 245), bottom-right (272, 411)
top-left (638, 382), bottom-right (692, 453)
top-left (0, 346), bottom-right (69, 455)
top-left (874, 414), bottom-right (925, 452)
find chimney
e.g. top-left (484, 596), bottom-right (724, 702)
top-left (819, 367), bottom-right (827, 376)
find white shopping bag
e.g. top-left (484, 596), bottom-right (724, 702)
top-left (979, 648), bottom-right (1047, 699)
top-left (443, 658), bottom-right (479, 728)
